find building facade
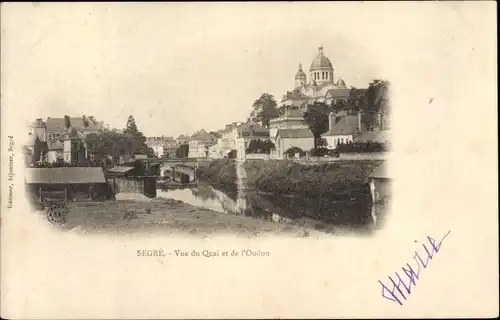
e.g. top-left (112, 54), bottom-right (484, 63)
top-left (268, 108), bottom-right (310, 139)
top-left (146, 136), bottom-right (178, 158)
top-left (321, 112), bottom-right (364, 149)
top-left (274, 128), bottom-right (315, 159)
top-left (188, 129), bottom-right (218, 158)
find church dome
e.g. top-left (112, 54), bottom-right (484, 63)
top-left (295, 63), bottom-right (307, 79)
top-left (310, 46), bottom-right (333, 71)
top-left (336, 78), bottom-right (346, 87)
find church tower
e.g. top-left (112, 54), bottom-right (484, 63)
top-left (295, 63), bottom-right (307, 88)
top-left (309, 46), bottom-right (334, 85)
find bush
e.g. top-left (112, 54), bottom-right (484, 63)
top-left (335, 141), bottom-right (388, 153)
top-left (284, 147), bottom-right (306, 158)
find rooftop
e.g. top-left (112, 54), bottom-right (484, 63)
top-left (25, 167), bottom-right (107, 184)
top-left (322, 115), bottom-right (360, 136)
top-left (276, 128), bottom-right (314, 139)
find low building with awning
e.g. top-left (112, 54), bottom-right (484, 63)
top-left (25, 167), bottom-right (111, 201)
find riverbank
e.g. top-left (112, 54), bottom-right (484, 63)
top-left (196, 158), bottom-right (381, 200)
top-left (244, 160), bottom-right (381, 199)
top-left (196, 159), bottom-right (237, 190)
top-left (55, 197), bottom-right (317, 237)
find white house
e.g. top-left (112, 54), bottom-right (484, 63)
top-left (274, 128), bottom-right (315, 159)
top-left (321, 112), bottom-right (363, 149)
top-left (46, 139), bottom-right (64, 163)
top-left (213, 122), bottom-right (269, 159)
top-left (268, 108), bottom-right (309, 140)
top-left (188, 130), bottom-right (218, 158)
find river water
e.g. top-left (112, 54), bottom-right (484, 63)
top-left (156, 159), bottom-right (388, 234)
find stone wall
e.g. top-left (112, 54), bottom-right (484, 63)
top-left (108, 176), bottom-right (157, 198)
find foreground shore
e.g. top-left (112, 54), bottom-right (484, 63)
top-left (54, 196), bottom-right (322, 237)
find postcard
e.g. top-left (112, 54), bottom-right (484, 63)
top-left (1, 2), bottom-right (498, 319)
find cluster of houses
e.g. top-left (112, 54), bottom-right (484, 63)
top-left (24, 46), bottom-right (390, 165)
top-left (176, 46), bottom-right (390, 160)
top-left (24, 116), bottom-right (104, 165)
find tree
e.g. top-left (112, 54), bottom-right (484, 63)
top-left (64, 115), bottom-right (71, 129)
top-left (123, 115), bottom-right (147, 142)
top-left (284, 147), bottom-right (305, 158)
top-left (209, 131), bottom-right (221, 139)
top-left (249, 93), bottom-right (280, 127)
top-left (246, 139), bottom-right (276, 154)
top-left (303, 102), bottom-right (331, 150)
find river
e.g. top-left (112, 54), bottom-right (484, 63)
top-left (156, 182), bottom-right (388, 234)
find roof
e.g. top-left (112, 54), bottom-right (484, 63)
top-left (26, 133), bottom-right (41, 147)
top-left (190, 129), bottom-right (217, 142)
top-left (355, 130), bottom-right (392, 143)
top-left (325, 88), bottom-right (350, 99)
top-left (25, 167), bottom-right (107, 184)
top-left (45, 117), bottom-right (99, 132)
top-left (107, 166), bottom-right (134, 173)
top-left (295, 63), bottom-right (307, 79)
top-left (236, 122), bottom-right (269, 135)
top-left (58, 128), bottom-right (86, 141)
top-left (310, 47), bottom-right (333, 71)
top-left (369, 162), bottom-right (390, 179)
top-left (277, 128), bottom-right (314, 139)
top-left (47, 139), bottom-right (64, 150)
top-left (322, 115), bottom-right (360, 136)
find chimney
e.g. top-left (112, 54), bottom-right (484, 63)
top-left (328, 112), bottom-right (335, 131)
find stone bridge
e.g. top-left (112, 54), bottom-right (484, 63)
top-left (140, 158), bottom-right (213, 183)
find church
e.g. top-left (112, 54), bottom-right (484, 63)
top-left (281, 46), bottom-right (350, 107)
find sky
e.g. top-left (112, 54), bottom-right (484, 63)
top-left (2, 2), bottom-right (492, 139)
top-left (1, 2), bottom-right (386, 138)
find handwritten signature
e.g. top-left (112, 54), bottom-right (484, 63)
top-left (379, 230), bottom-right (451, 306)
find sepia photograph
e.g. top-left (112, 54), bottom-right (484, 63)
top-left (1, 2), bottom-right (497, 319)
top-left (22, 44), bottom-right (391, 237)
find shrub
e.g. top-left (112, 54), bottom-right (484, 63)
top-left (284, 147), bottom-right (306, 158)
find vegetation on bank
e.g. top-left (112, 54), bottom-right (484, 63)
top-left (243, 160), bottom-right (380, 199)
top-left (196, 160), bottom-right (237, 190)
top-left (196, 159), bottom-right (380, 200)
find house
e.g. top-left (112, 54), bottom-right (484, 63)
top-left (274, 128), bottom-right (315, 159)
top-left (211, 121), bottom-right (270, 159)
top-left (163, 138), bottom-right (178, 158)
top-left (45, 115), bottom-right (100, 140)
top-left (268, 108), bottom-right (309, 140)
top-left (176, 134), bottom-right (190, 146)
top-left (25, 167), bottom-right (111, 201)
top-left (188, 129), bottom-right (218, 158)
top-left (58, 128), bottom-right (88, 163)
top-left (369, 162), bottom-right (391, 203)
top-left (146, 136), bottom-right (177, 158)
top-left (46, 139), bottom-right (65, 163)
top-left (321, 112), bottom-right (364, 149)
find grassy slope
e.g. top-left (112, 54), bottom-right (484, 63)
top-left (198, 159), bottom-right (381, 199)
top-left (196, 159), bottom-right (237, 190)
top-left (243, 160), bottom-right (381, 199)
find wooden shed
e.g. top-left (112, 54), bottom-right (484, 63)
top-left (25, 167), bottom-right (111, 201)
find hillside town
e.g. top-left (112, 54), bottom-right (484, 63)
top-left (23, 46), bottom-right (391, 235)
top-left (24, 47), bottom-right (390, 167)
